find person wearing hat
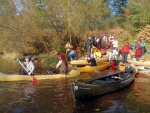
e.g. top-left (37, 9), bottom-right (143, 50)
top-left (56, 52), bottom-right (68, 77)
top-left (19, 56), bottom-right (35, 75)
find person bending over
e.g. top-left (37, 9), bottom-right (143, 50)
top-left (87, 54), bottom-right (97, 66)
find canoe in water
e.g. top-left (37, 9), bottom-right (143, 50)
top-left (0, 70), bottom-right (80, 82)
top-left (70, 58), bottom-right (108, 66)
top-left (72, 71), bottom-right (135, 100)
top-left (127, 60), bottom-right (150, 66)
top-left (78, 62), bottom-right (110, 73)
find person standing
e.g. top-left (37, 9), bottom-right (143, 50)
top-left (109, 49), bottom-right (119, 61)
top-left (135, 44), bottom-right (142, 61)
top-left (121, 43), bottom-right (130, 63)
top-left (19, 56), bottom-right (35, 75)
top-left (140, 39), bottom-right (146, 55)
top-left (56, 53), bottom-right (68, 77)
top-left (112, 38), bottom-right (118, 51)
top-left (87, 37), bottom-right (93, 57)
top-left (108, 35), bottom-right (114, 49)
top-left (95, 36), bottom-right (101, 49)
top-left (65, 42), bottom-right (71, 55)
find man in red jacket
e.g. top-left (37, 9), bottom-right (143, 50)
top-left (121, 43), bottom-right (130, 63)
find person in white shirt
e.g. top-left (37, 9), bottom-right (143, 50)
top-left (19, 56), bottom-right (35, 75)
top-left (109, 49), bottom-right (119, 61)
top-left (108, 35), bottom-right (114, 49)
top-left (112, 38), bottom-right (118, 51)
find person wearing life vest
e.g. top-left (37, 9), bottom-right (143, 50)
top-left (121, 43), bottom-right (130, 63)
top-left (68, 49), bottom-right (75, 61)
top-left (135, 44), bottom-right (142, 61)
top-left (74, 49), bottom-right (78, 60)
top-left (56, 53), bottom-right (68, 77)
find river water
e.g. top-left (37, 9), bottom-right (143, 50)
top-left (0, 58), bottom-right (150, 113)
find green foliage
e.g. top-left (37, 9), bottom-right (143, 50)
top-left (51, 38), bottom-right (66, 53)
top-left (124, 0), bottom-right (150, 34)
top-left (45, 57), bottom-right (58, 67)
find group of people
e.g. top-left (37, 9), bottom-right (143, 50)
top-left (86, 34), bottom-right (119, 65)
top-left (19, 52), bottom-right (68, 77)
top-left (19, 36), bottom-right (147, 77)
top-left (110, 39), bottom-right (146, 64)
top-left (121, 40), bottom-right (147, 63)
top-left (65, 42), bottom-right (78, 61)
top-left (86, 34), bottom-right (147, 65)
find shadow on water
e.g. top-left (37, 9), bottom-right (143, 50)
top-left (0, 58), bottom-right (150, 113)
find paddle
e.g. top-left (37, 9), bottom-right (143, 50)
top-left (47, 68), bottom-right (59, 75)
top-left (17, 59), bottom-right (38, 84)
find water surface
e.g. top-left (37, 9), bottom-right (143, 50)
top-left (0, 58), bottom-right (150, 113)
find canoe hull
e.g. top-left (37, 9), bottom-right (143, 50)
top-left (78, 62), bottom-right (110, 72)
top-left (70, 58), bottom-right (108, 66)
top-left (72, 72), bottom-right (135, 100)
top-left (0, 70), bottom-right (80, 82)
top-left (128, 60), bottom-right (150, 66)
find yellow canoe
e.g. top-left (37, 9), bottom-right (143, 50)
top-left (127, 60), bottom-right (150, 66)
top-left (78, 62), bottom-right (110, 73)
top-left (0, 70), bottom-right (80, 82)
top-left (70, 58), bottom-right (108, 66)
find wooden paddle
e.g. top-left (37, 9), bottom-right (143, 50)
top-left (17, 59), bottom-right (38, 84)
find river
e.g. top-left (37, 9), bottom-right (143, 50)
top-left (0, 58), bottom-right (150, 113)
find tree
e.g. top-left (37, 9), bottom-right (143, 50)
top-left (124, 0), bottom-right (150, 34)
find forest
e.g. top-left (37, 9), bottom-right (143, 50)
top-left (0, 0), bottom-right (150, 58)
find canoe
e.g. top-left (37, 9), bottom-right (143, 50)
top-left (70, 57), bottom-right (108, 66)
top-left (135, 66), bottom-right (150, 70)
top-left (128, 60), bottom-right (150, 66)
top-left (118, 62), bottom-right (138, 73)
top-left (78, 62), bottom-right (110, 73)
top-left (72, 71), bottom-right (135, 100)
top-left (0, 70), bottom-right (80, 82)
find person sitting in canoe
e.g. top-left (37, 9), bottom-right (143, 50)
top-left (56, 52), bottom-right (68, 77)
top-left (87, 54), bottom-right (97, 66)
top-left (19, 56), bottom-right (35, 75)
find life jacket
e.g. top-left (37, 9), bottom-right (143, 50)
top-left (121, 45), bottom-right (129, 53)
top-left (135, 46), bottom-right (142, 57)
top-left (74, 50), bottom-right (78, 54)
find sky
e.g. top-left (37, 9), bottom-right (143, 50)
top-left (13, 0), bottom-right (23, 15)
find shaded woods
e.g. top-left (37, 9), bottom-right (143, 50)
top-left (0, 0), bottom-right (150, 56)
